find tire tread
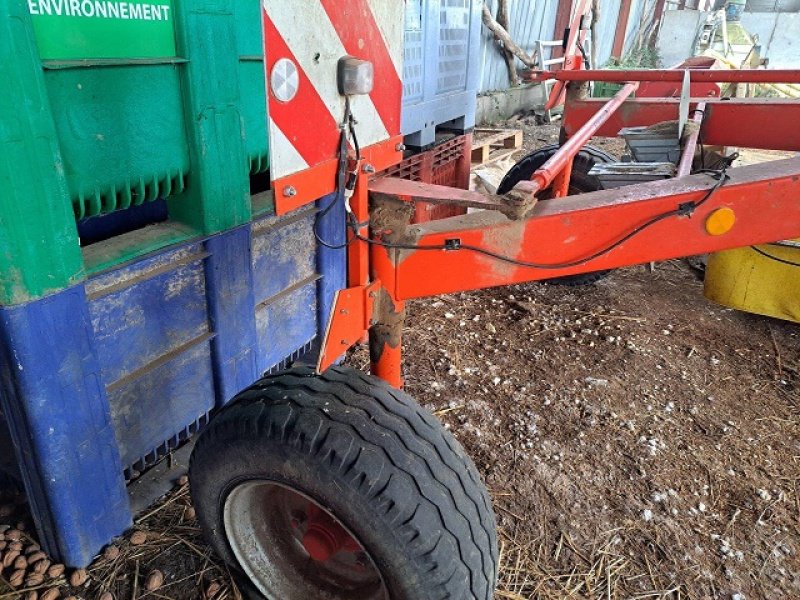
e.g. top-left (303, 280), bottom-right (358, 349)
top-left (191, 365), bottom-right (498, 600)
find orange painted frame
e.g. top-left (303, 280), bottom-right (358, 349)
top-left (316, 65), bottom-right (800, 386)
top-left (319, 156), bottom-right (800, 383)
top-left (274, 136), bottom-right (403, 215)
top-left (372, 158), bottom-right (800, 301)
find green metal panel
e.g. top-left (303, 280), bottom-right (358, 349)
top-left (235, 0), bottom-right (270, 176)
top-left (1, 0), bottom-right (260, 294)
top-left (44, 61), bottom-right (192, 221)
top-left (0, 1), bottom-right (83, 305)
top-left (37, 0), bottom-right (251, 233)
top-left (167, 0), bottom-right (251, 234)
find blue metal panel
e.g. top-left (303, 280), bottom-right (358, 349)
top-left (251, 206), bottom-right (317, 304)
top-left (205, 226), bottom-right (259, 404)
top-left (251, 205), bottom-right (325, 374)
top-left (0, 207), bottom-right (336, 567)
top-left (256, 282), bottom-right (318, 374)
top-left (315, 193), bottom-right (348, 343)
top-left (0, 286), bottom-right (130, 567)
top-left (402, 0), bottom-right (483, 147)
top-left (86, 243), bottom-right (217, 473)
top-left (87, 244), bottom-right (210, 386)
top-left (107, 340), bottom-right (215, 471)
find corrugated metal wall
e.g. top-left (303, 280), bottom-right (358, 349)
top-left (479, 0), bottom-right (658, 93)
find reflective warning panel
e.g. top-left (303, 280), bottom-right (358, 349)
top-left (262, 0), bottom-right (403, 213)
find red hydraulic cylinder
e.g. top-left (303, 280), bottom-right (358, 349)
top-left (519, 82), bottom-right (639, 197)
top-left (677, 102), bottom-right (706, 178)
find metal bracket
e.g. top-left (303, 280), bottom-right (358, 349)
top-left (316, 281), bottom-right (381, 373)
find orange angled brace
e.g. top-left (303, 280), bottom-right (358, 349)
top-left (317, 281), bottom-right (380, 373)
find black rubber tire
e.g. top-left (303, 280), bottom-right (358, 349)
top-left (497, 144), bottom-right (615, 286)
top-left (190, 365), bottom-right (498, 600)
top-left (496, 143), bottom-right (616, 195)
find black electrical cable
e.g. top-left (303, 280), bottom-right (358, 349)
top-left (358, 167), bottom-right (733, 271)
top-left (750, 245), bottom-right (800, 268)
top-left (576, 39), bottom-right (590, 69)
top-left (314, 99), bottom-right (362, 250)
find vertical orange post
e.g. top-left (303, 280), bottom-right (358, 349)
top-left (368, 230), bottom-right (406, 389)
top-left (368, 290), bottom-right (405, 389)
top-left (348, 171), bottom-right (371, 288)
top-left (370, 327), bottom-right (404, 389)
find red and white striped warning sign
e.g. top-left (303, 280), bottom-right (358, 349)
top-left (263, 0), bottom-right (403, 212)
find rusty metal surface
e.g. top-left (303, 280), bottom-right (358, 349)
top-left (677, 101), bottom-right (706, 178)
top-left (369, 177), bottom-right (509, 211)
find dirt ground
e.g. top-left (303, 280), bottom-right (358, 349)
top-left (391, 265), bottom-right (799, 600)
top-left (0, 123), bottom-right (798, 600)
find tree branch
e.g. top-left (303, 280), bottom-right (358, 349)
top-left (481, 2), bottom-right (539, 75)
top-left (495, 0), bottom-right (519, 86)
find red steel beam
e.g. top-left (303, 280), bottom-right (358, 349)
top-left (546, 68), bottom-right (800, 83)
top-left (654, 0), bottom-right (667, 22)
top-left (372, 158), bottom-right (800, 301)
top-left (370, 177), bottom-right (508, 211)
top-left (563, 0), bottom-right (591, 59)
top-left (611, 0), bottom-right (633, 60)
top-left (562, 97), bottom-right (800, 152)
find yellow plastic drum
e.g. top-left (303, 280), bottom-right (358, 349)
top-left (705, 242), bottom-right (800, 324)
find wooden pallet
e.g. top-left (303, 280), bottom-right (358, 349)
top-left (471, 128), bottom-right (523, 166)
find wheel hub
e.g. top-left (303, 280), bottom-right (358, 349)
top-left (300, 503), bottom-right (361, 562)
top-left (223, 480), bottom-right (388, 599)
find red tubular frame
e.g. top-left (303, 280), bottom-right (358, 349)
top-left (519, 82), bottom-right (639, 197)
top-left (540, 69), bottom-right (800, 84)
top-left (316, 65), bottom-right (800, 386)
top-left (677, 101), bottom-right (706, 178)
